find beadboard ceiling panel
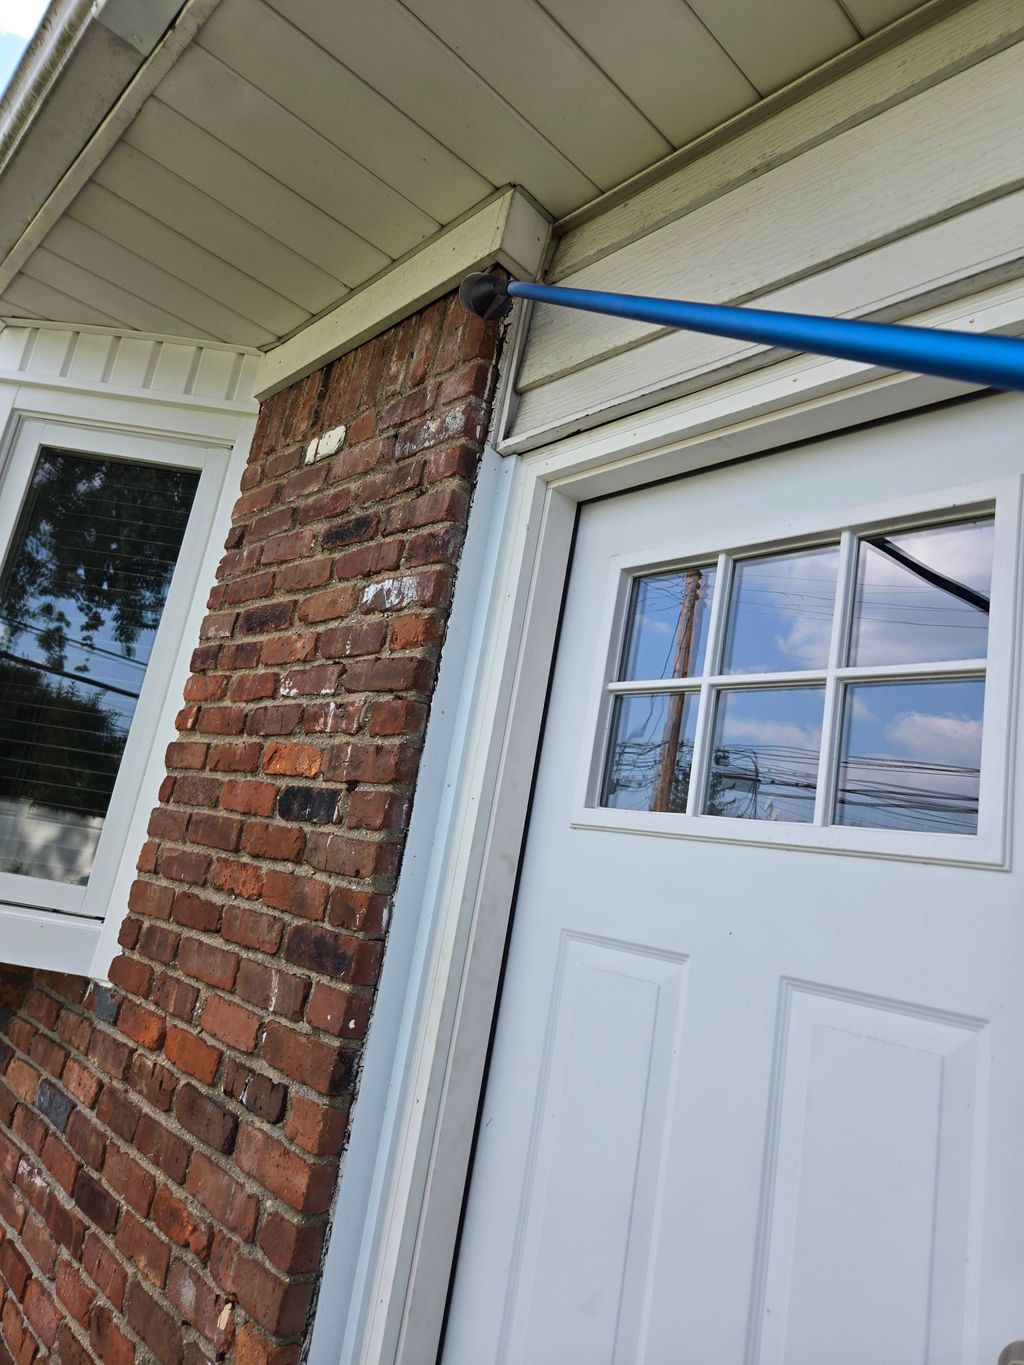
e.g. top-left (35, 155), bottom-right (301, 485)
top-left (0, 0), bottom-right (934, 346)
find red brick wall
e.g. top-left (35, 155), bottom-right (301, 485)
top-left (0, 291), bottom-right (502, 1364)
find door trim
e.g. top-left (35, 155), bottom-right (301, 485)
top-left (306, 276), bottom-right (1024, 1365)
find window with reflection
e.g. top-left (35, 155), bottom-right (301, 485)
top-left (599, 511), bottom-right (993, 836)
top-left (0, 449), bottom-right (199, 886)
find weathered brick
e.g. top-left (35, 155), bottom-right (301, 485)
top-left (221, 1060), bottom-right (286, 1123)
top-left (276, 786), bottom-right (341, 825)
top-left (318, 618), bottom-right (388, 660)
top-left (177, 938), bottom-right (239, 990)
top-left (200, 995), bottom-right (261, 1053)
top-left (306, 983), bottom-right (372, 1039)
top-left (34, 1080), bottom-right (73, 1133)
top-left (115, 998), bottom-right (165, 1050)
top-left (240, 822), bottom-right (305, 862)
top-left (72, 1170), bottom-right (118, 1233)
top-left (165, 1027), bottom-right (222, 1085)
top-left (261, 1022), bottom-right (355, 1097)
top-left (170, 890), bottom-right (222, 933)
top-left (103, 1145), bottom-right (155, 1217)
top-left (246, 703), bottom-right (304, 736)
top-left (174, 1083), bottom-right (238, 1154)
top-left (83, 1234), bottom-right (128, 1311)
top-left (116, 1209), bottom-right (171, 1288)
top-left (127, 879), bottom-right (174, 921)
top-left (234, 1125), bottom-right (334, 1213)
top-left (234, 963), bottom-right (307, 1022)
top-left (262, 742), bottom-right (321, 777)
top-left (262, 869), bottom-right (328, 920)
top-left (187, 811), bottom-right (243, 852)
top-left (96, 1086), bottom-right (141, 1142)
top-left (151, 1184), bottom-right (210, 1258)
top-left (134, 1115), bottom-right (190, 1184)
top-left (90, 1304), bottom-right (134, 1365)
top-left (283, 1094), bottom-right (350, 1158)
top-left (207, 740), bottom-right (262, 772)
top-left (209, 1233), bottom-right (311, 1336)
top-left (125, 1278), bottom-right (182, 1365)
top-left (55, 1256), bottom-right (93, 1327)
top-left (185, 1153), bottom-right (258, 1240)
top-left (368, 697), bottom-right (427, 737)
top-left (220, 779), bottom-right (277, 817)
top-left (107, 955), bottom-right (154, 998)
top-left (211, 859), bottom-right (265, 899)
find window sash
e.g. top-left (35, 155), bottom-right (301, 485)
top-left (595, 505), bottom-right (999, 837)
top-left (0, 420), bottom-right (221, 922)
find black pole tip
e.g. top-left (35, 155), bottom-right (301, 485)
top-left (459, 272), bottom-right (513, 321)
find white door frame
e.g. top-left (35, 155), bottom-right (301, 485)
top-left (308, 275), bottom-right (1024, 1365)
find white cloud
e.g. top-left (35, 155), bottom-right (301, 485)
top-left (0, 2), bottom-right (48, 40)
top-left (725, 716), bottom-right (822, 751)
top-left (850, 693), bottom-right (876, 722)
top-left (884, 710), bottom-right (983, 769)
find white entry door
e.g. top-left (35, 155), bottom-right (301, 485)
top-left (442, 396), bottom-right (1024, 1365)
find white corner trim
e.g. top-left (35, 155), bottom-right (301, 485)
top-left (253, 188), bottom-right (551, 402)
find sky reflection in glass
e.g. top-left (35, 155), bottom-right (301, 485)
top-left (835, 679), bottom-right (984, 834)
top-left (622, 566), bottom-right (716, 681)
top-left (723, 545), bottom-right (839, 674)
top-left (704, 687), bottom-right (824, 823)
top-left (849, 518), bottom-right (992, 666)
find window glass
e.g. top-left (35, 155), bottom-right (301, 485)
top-left (703, 687), bottom-right (824, 823)
top-left (834, 679), bottom-right (984, 834)
top-left (849, 518), bottom-right (992, 666)
top-left (622, 566), bottom-right (716, 681)
top-left (602, 693), bottom-right (698, 812)
top-left (0, 449), bottom-right (199, 885)
top-left (722, 545), bottom-right (839, 674)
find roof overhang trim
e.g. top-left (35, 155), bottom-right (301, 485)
top-left (253, 187), bottom-right (551, 402)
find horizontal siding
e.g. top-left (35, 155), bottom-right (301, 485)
top-left (503, 17), bottom-right (1024, 451)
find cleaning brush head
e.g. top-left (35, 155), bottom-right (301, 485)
top-left (459, 273), bottom-right (514, 321)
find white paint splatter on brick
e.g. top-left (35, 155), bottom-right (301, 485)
top-left (360, 575), bottom-right (418, 610)
top-left (279, 676), bottom-right (299, 697)
top-left (304, 424), bottom-right (347, 464)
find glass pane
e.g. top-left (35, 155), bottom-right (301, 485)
top-left (849, 517), bottom-right (992, 666)
top-left (601, 693), bottom-right (698, 812)
top-left (0, 449), bottom-right (199, 886)
top-left (704, 687), bottom-right (824, 823)
top-left (835, 679), bottom-right (984, 834)
top-left (621, 565), bottom-right (716, 681)
top-left (723, 545), bottom-right (839, 674)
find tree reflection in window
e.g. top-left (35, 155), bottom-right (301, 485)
top-left (0, 449), bottom-right (198, 885)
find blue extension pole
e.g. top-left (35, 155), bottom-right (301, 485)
top-left (458, 274), bottom-right (1024, 393)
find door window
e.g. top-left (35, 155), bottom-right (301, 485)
top-left (599, 513), bottom-right (993, 837)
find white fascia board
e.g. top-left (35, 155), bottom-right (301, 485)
top-left (253, 188), bottom-right (552, 402)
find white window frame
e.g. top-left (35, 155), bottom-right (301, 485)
top-left (305, 278), bottom-right (1024, 1365)
top-left (0, 331), bottom-right (257, 979)
top-left (574, 482), bottom-right (1021, 869)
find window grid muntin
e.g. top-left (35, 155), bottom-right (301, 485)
top-left (600, 509), bottom-right (993, 830)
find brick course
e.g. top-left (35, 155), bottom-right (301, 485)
top-left (0, 290), bottom-right (502, 1363)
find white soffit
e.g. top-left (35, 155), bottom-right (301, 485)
top-left (0, 0), bottom-right (935, 362)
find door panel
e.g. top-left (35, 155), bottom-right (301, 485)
top-left (443, 396), bottom-right (1024, 1365)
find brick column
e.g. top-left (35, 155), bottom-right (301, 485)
top-left (0, 291), bottom-right (502, 1364)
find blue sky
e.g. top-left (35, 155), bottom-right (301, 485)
top-left (0, 2), bottom-right (49, 97)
